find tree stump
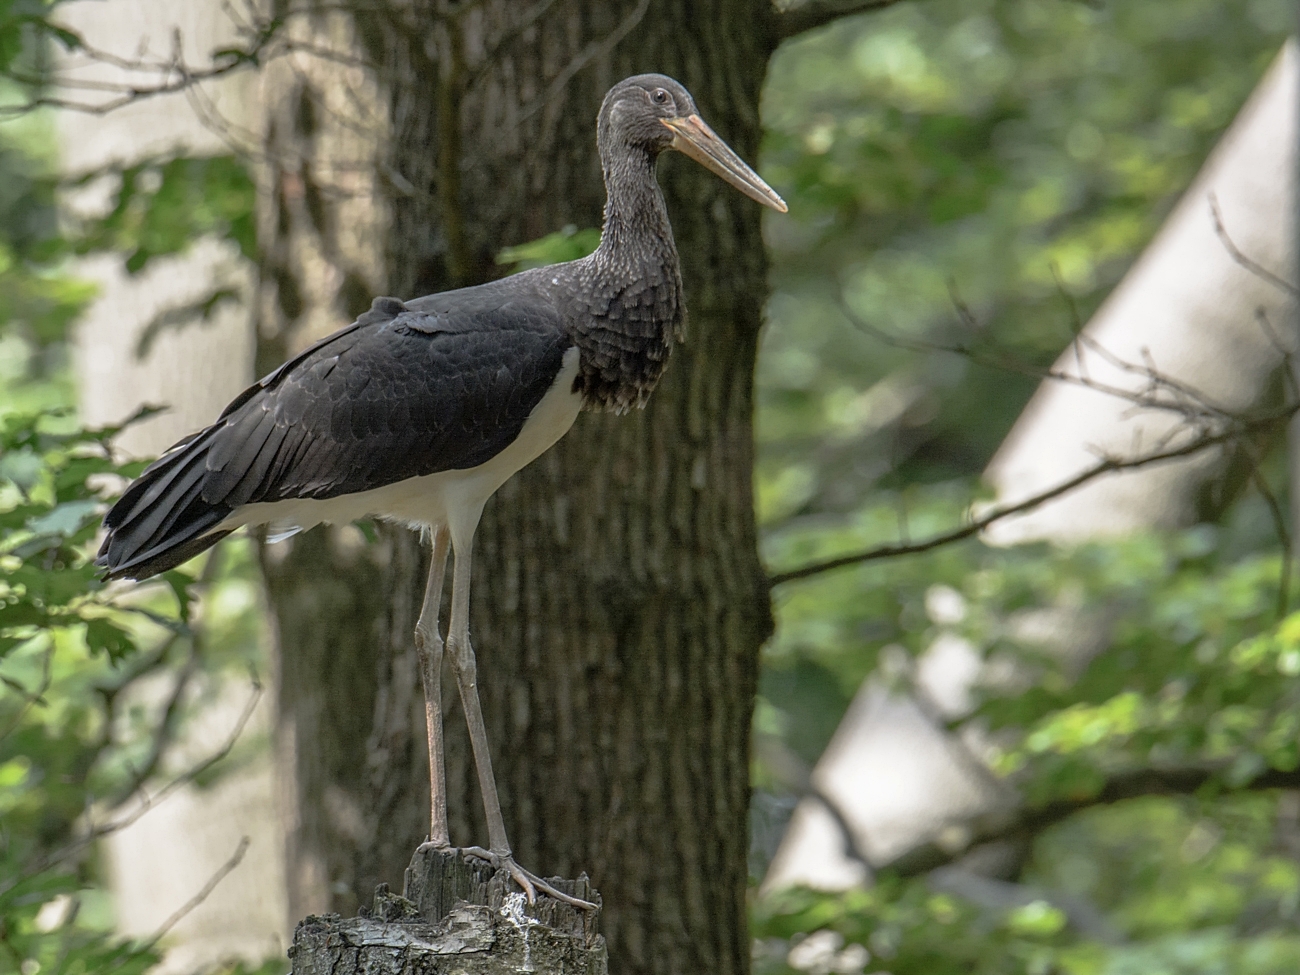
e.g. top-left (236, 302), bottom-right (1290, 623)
top-left (288, 848), bottom-right (606, 974)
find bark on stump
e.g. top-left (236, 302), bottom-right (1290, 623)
top-left (289, 848), bottom-right (606, 974)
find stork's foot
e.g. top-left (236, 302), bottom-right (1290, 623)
top-left (415, 836), bottom-right (453, 855)
top-left (460, 845), bottom-right (599, 911)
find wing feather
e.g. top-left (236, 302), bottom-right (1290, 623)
top-left (98, 281), bottom-right (573, 581)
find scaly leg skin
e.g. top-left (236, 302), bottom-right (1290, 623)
top-left (414, 526), bottom-right (452, 852)
top-left (459, 845), bottom-right (597, 910)
top-left (444, 535), bottom-right (598, 912)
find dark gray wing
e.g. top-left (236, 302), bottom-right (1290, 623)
top-left (98, 285), bottom-right (572, 579)
top-left (204, 290), bottom-right (571, 506)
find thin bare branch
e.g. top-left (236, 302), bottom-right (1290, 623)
top-left (0, 640), bottom-right (54, 742)
top-left (767, 420), bottom-right (1286, 585)
top-left (1245, 457), bottom-right (1293, 620)
top-left (516, 0), bottom-right (651, 126)
top-left (772, 0), bottom-right (908, 44)
top-left (0, 676), bottom-right (262, 898)
top-left (906, 667), bottom-right (1016, 805)
top-left (754, 734), bottom-right (875, 875)
top-left (115, 836), bottom-right (250, 970)
top-left (106, 643), bottom-right (199, 808)
top-left (5, 5), bottom-right (375, 119)
top-left (1209, 194), bottom-right (1300, 298)
top-left (464, 0), bottom-right (560, 90)
top-left (884, 763), bottom-right (1300, 878)
top-left (835, 293), bottom-right (1230, 423)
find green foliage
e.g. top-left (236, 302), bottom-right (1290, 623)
top-left (976, 539), bottom-right (1300, 799)
top-left (0, 0), bottom-right (1292, 971)
top-left (755, 882), bottom-right (1073, 975)
top-left (0, 2), bottom-right (79, 80)
top-left (0, 12), bottom-right (268, 971)
top-left (70, 156), bottom-right (257, 274)
top-left (0, 129), bottom-right (94, 359)
top-left (0, 410), bottom-right (170, 975)
top-left (755, 855), bottom-right (1300, 974)
top-left (0, 408), bottom-right (270, 974)
top-left (496, 223), bottom-right (601, 270)
top-left (758, 499), bottom-right (1300, 970)
top-left (0, 22), bottom-right (263, 966)
top-left (757, 527), bottom-right (1300, 971)
top-left (753, 1), bottom-right (1298, 971)
top-left (757, 0), bottom-right (1292, 510)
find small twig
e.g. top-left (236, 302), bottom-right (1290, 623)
top-left (463, 0), bottom-right (560, 91)
top-left (1254, 307), bottom-right (1300, 403)
top-left (1209, 194), bottom-right (1300, 297)
top-left (772, 0), bottom-right (909, 43)
top-left (1048, 262), bottom-right (1087, 348)
top-left (4, 5), bottom-right (376, 119)
top-left (883, 763), bottom-right (1300, 878)
top-left (109, 544), bottom-right (224, 806)
top-left (0, 640), bottom-right (54, 742)
top-left (0, 676), bottom-right (262, 897)
top-left (111, 836), bottom-right (251, 970)
top-left (107, 642), bottom-right (199, 808)
top-left (894, 487), bottom-right (911, 546)
top-left (1248, 464), bottom-right (1292, 619)
top-left (754, 734), bottom-right (875, 875)
top-left (837, 292), bottom-right (1226, 421)
top-left (768, 423), bottom-right (1284, 585)
top-left (515, 0), bottom-right (652, 126)
top-left (906, 666), bottom-right (1015, 805)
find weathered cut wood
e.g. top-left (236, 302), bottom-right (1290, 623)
top-left (404, 848), bottom-right (601, 944)
top-left (290, 849), bottom-right (606, 974)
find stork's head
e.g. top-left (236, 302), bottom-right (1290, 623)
top-left (598, 73), bottom-right (788, 213)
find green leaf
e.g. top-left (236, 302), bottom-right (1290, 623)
top-left (163, 569), bottom-right (193, 621)
top-left (26, 499), bottom-right (99, 537)
top-left (496, 225), bottom-right (600, 271)
top-left (83, 618), bottom-right (134, 663)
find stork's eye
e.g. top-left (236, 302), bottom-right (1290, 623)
top-left (652, 88), bottom-right (669, 105)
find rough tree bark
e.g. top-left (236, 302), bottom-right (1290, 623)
top-left (255, 3), bottom-right (806, 973)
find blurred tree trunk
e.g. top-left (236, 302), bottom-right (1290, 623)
top-left (256, 2), bottom-right (780, 972)
top-left (61, 4), bottom-right (282, 969)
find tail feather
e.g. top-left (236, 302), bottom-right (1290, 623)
top-left (97, 430), bottom-right (235, 580)
top-left (225, 410), bottom-right (290, 508)
top-left (113, 449), bottom-right (207, 546)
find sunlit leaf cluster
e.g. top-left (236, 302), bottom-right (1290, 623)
top-left (69, 156), bottom-right (257, 275)
top-left (0, 406), bottom-right (269, 975)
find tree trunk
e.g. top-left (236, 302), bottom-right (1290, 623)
top-left (257, 3), bottom-right (779, 972)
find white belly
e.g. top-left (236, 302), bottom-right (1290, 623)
top-left (220, 346), bottom-right (582, 540)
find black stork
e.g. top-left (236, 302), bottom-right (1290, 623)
top-left (96, 74), bottom-right (786, 907)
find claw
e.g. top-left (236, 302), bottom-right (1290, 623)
top-left (460, 846), bottom-right (598, 911)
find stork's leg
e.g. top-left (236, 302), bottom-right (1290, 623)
top-left (414, 526), bottom-right (452, 851)
top-left (444, 534), bottom-right (596, 910)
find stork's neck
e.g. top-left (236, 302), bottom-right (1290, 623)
top-left (594, 146), bottom-right (677, 269)
top-left (569, 144), bottom-right (684, 414)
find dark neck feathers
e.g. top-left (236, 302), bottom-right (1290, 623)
top-left (597, 148), bottom-right (674, 259)
top-left (566, 144), bottom-right (685, 414)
